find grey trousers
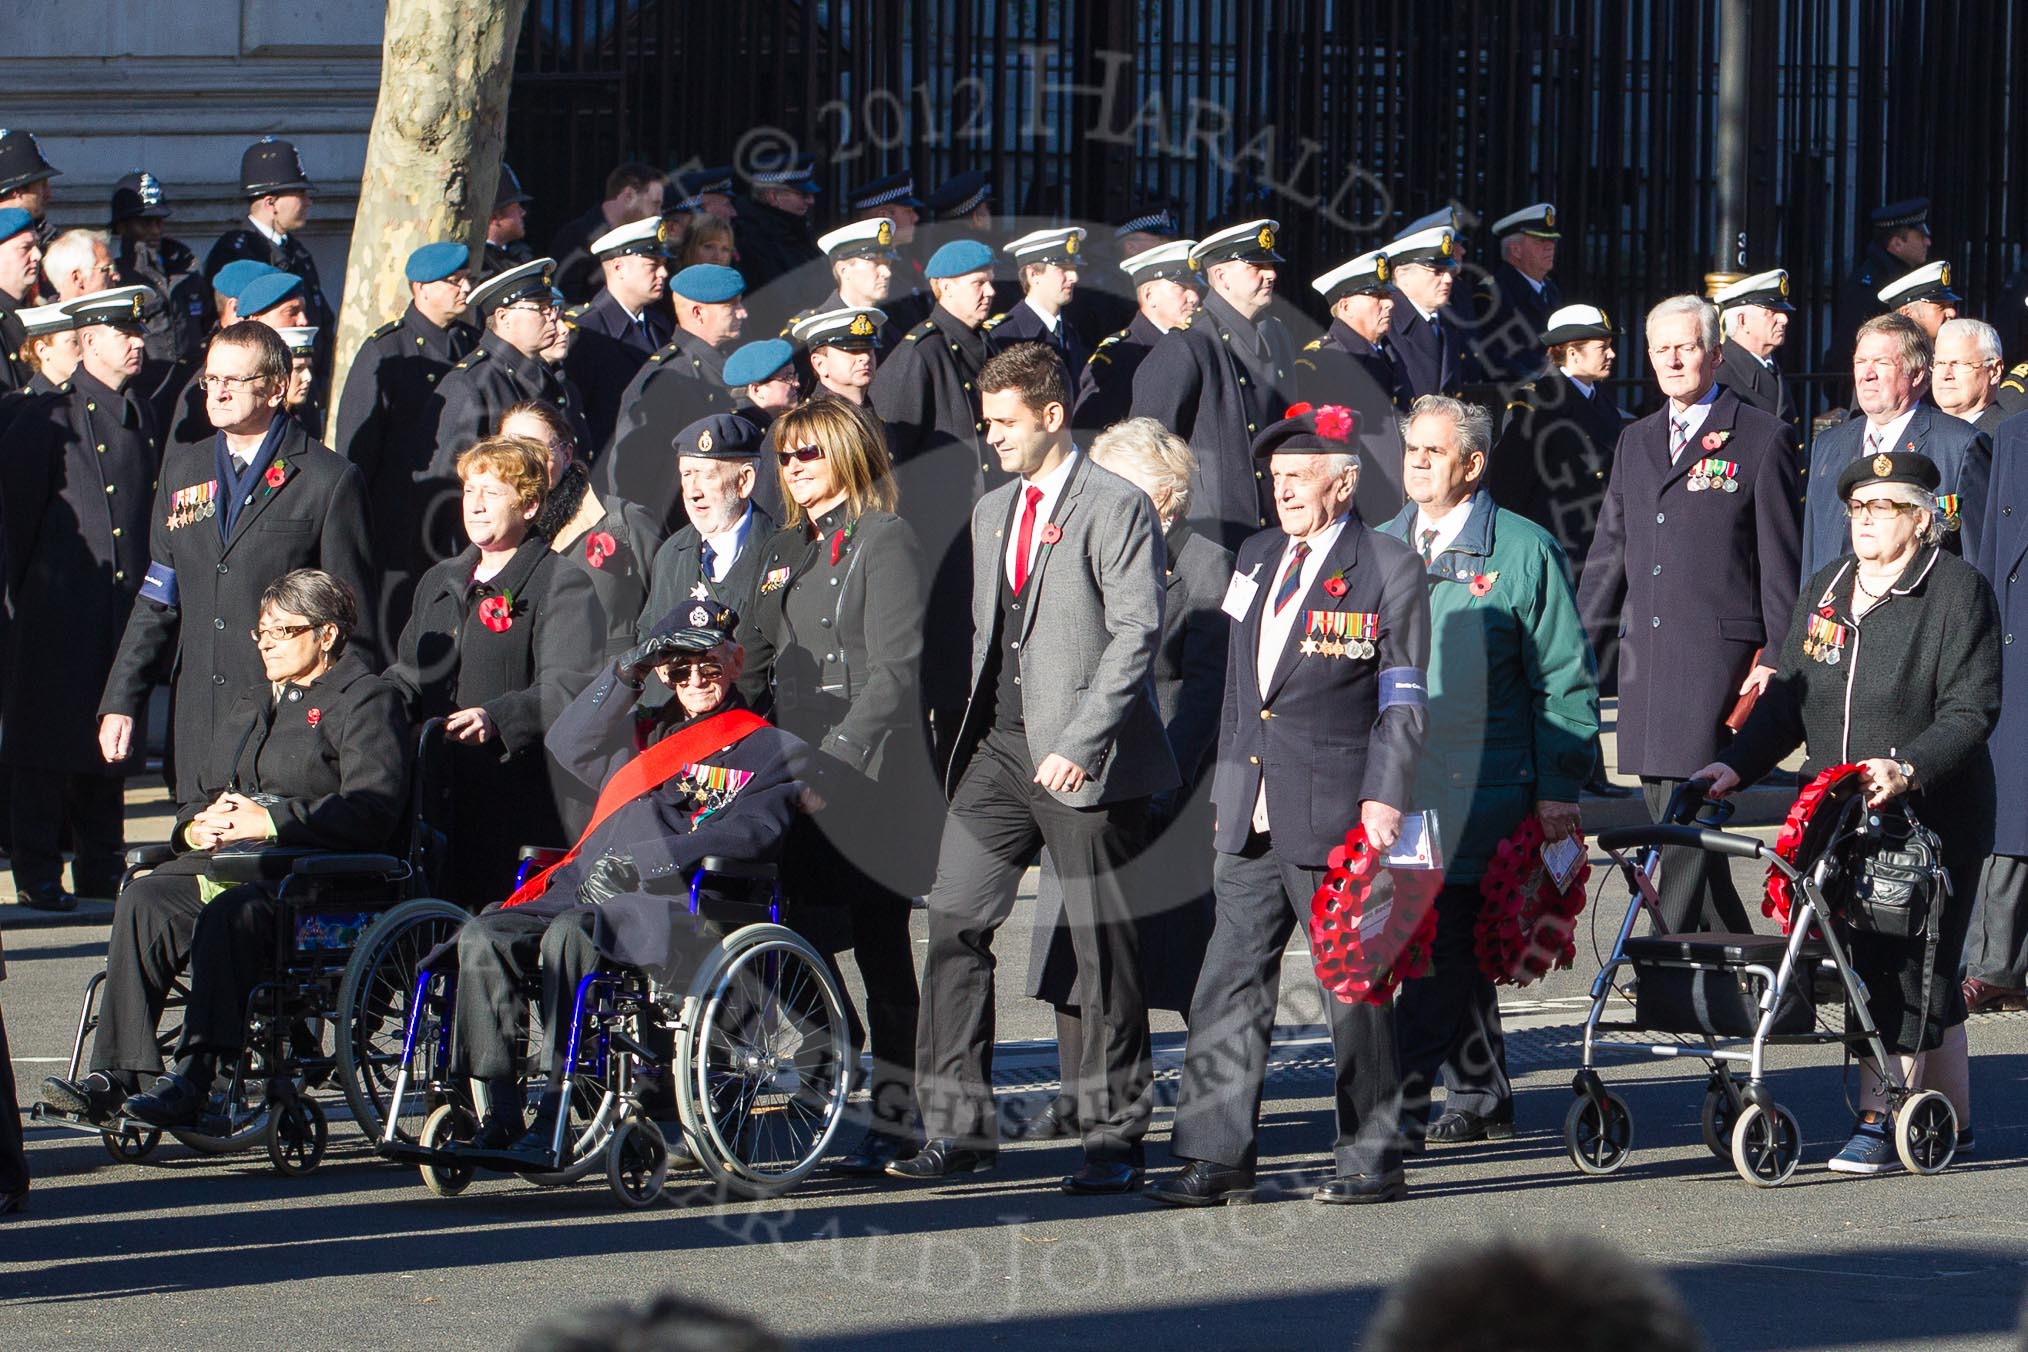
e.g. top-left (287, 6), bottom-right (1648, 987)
top-left (453, 906), bottom-right (602, 1085)
top-left (1643, 777), bottom-right (1756, 934)
top-left (1170, 833), bottom-right (1404, 1177)
top-left (1966, 853), bottom-right (2028, 987)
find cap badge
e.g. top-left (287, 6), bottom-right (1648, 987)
top-left (537, 268), bottom-right (554, 289)
top-left (689, 606), bottom-right (711, 626)
top-left (1543, 206), bottom-right (1556, 229)
top-left (1374, 255), bottom-right (1390, 282)
top-left (1597, 308), bottom-right (1610, 329)
top-left (696, 429), bottom-right (714, 453)
top-left (848, 313), bottom-right (875, 337)
top-left (129, 294), bottom-right (145, 318)
top-left (655, 219), bottom-right (669, 245)
top-left (1256, 226), bottom-right (1275, 251)
top-left (138, 173), bottom-right (162, 205)
top-left (1940, 262), bottom-right (1952, 288)
top-left (1778, 274), bottom-right (1790, 297)
top-left (1439, 233), bottom-right (1454, 257)
top-left (1873, 453), bottom-right (1894, 476)
top-left (1064, 233), bottom-right (1079, 255)
top-left (876, 220), bottom-right (893, 246)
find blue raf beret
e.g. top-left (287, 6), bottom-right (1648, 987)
top-left (675, 412), bottom-right (766, 460)
top-left (212, 259), bottom-right (276, 298)
top-left (236, 270), bottom-right (306, 317)
top-left (671, 263), bottom-right (745, 304)
top-left (925, 238), bottom-right (994, 280)
top-left (405, 241), bottom-right (469, 284)
top-left (721, 338), bottom-right (795, 388)
top-left (0, 207), bottom-right (32, 245)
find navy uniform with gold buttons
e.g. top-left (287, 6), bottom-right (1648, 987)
top-left (428, 258), bottom-right (589, 474)
top-left (1467, 204), bottom-right (1563, 383)
top-left (1130, 219), bottom-right (1298, 551)
top-left (562, 216), bottom-right (676, 452)
top-left (600, 262), bottom-right (742, 528)
top-left (0, 287), bottom-right (162, 905)
top-left (1074, 237), bottom-right (1198, 436)
top-left (1713, 269), bottom-right (1800, 434)
top-left (1383, 225), bottom-right (1465, 403)
top-left (1299, 247), bottom-right (1406, 523)
top-left (334, 241), bottom-right (478, 642)
top-left (99, 322), bottom-right (376, 806)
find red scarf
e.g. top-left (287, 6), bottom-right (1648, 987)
top-left (502, 706), bottom-right (769, 908)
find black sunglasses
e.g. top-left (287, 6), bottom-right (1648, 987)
top-left (777, 444), bottom-right (826, 467)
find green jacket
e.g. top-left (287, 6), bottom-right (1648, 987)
top-left (1381, 493), bottom-right (1599, 882)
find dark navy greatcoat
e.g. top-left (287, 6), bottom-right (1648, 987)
top-left (1074, 312), bottom-right (1163, 436)
top-left (98, 414), bottom-right (377, 801)
top-left (1487, 367), bottom-right (1629, 579)
top-left (1801, 404), bottom-right (1989, 582)
top-left (1715, 338), bottom-right (1798, 436)
top-left (1466, 261), bottom-right (1560, 383)
top-left (600, 327), bottom-right (733, 533)
top-left (1211, 514), bottom-right (1430, 867)
top-left (427, 331), bottom-right (589, 477)
top-left (1129, 292), bottom-right (1298, 552)
top-left (1384, 291), bottom-right (1462, 403)
top-left (564, 288), bottom-right (673, 454)
top-left (505, 674), bottom-right (808, 974)
top-left (985, 300), bottom-right (1092, 403)
top-left (0, 370), bottom-right (159, 774)
top-left (1973, 412), bottom-right (2028, 854)
top-left (1296, 318), bottom-right (1408, 525)
top-left (1576, 387), bottom-right (1802, 779)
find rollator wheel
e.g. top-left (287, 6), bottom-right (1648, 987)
top-left (337, 898), bottom-right (470, 1147)
top-left (265, 1095), bottom-right (328, 1176)
top-left (1893, 1090), bottom-right (1958, 1175)
top-left (101, 1122), bottom-right (161, 1164)
top-left (1729, 1102), bottom-right (1801, 1187)
top-left (1562, 1088), bottom-right (1633, 1175)
top-left (1700, 1080), bottom-right (1743, 1159)
top-left (418, 1103), bottom-right (478, 1197)
top-left (605, 1116), bottom-right (669, 1209)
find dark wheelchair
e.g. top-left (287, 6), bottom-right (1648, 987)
top-left (378, 850), bottom-right (853, 1207)
top-left (33, 721), bottom-right (471, 1175)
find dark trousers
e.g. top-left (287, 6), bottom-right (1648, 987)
top-left (91, 867), bottom-right (206, 1075)
top-left (1171, 833), bottom-right (1403, 1177)
top-left (11, 767), bottom-right (124, 898)
top-left (176, 887), bottom-right (283, 1059)
top-left (0, 994), bottom-right (26, 1195)
top-left (453, 904), bottom-right (602, 1085)
top-left (1643, 776), bottom-right (1755, 933)
top-left (790, 823), bottom-right (920, 1138)
top-left (1967, 854), bottom-right (2028, 987)
top-left (1395, 882), bottom-right (1511, 1134)
top-left (915, 729), bottom-right (1151, 1160)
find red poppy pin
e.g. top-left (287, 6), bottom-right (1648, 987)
top-left (306, 708), bottom-right (321, 727)
top-left (477, 592), bottom-right (514, 634)
top-left (1314, 404), bottom-right (1354, 441)
top-left (1040, 523), bottom-right (1063, 546)
top-left (262, 459), bottom-right (289, 494)
top-left (1322, 568), bottom-right (1349, 599)
top-left (1469, 571), bottom-right (1501, 597)
top-left (829, 520), bottom-right (857, 566)
top-left (1701, 430), bottom-right (1732, 452)
top-left (584, 531), bottom-right (617, 569)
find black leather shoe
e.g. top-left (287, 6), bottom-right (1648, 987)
top-left (16, 887), bottom-right (77, 913)
top-left (884, 1137), bottom-right (996, 1180)
top-left (120, 1072), bottom-right (208, 1129)
top-left (1019, 1096), bottom-right (1080, 1141)
top-left (1582, 772), bottom-right (1636, 799)
top-left (1147, 1159), bottom-right (1256, 1207)
top-left (1062, 1160), bottom-right (1143, 1194)
top-left (832, 1127), bottom-right (920, 1177)
top-left (41, 1072), bottom-right (123, 1123)
top-left (1313, 1169), bottom-right (1407, 1204)
top-left (0, 1188), bottom-right (24, 1216)
top-left (1428, 1109), bottom-right (1515, 1145)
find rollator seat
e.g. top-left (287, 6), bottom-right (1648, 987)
top-left (1625, 932), bottom-right (1824, 1038)
top-left (1624, 932), bottom-right (1826, 967)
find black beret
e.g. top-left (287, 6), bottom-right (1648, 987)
top-left (1836, 449), bottom-right (1941, 499)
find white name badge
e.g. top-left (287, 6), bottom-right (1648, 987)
top-left (1221, 564), bottom-right (1263, 621)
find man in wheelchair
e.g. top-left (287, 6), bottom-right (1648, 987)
top-left (448, 603), bottom-right (810, 1160)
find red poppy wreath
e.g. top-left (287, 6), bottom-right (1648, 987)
top-left (1474, 814), bottom-right (1592, 985)
top-left (1309, 825), bottom-right (1445, 1005)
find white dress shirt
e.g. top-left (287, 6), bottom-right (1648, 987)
top-left (1412, 494), bottom-right (1478, 562)
top-left (1861, 405), bottom-right (1919, 459)
top-left (1665, 383), bottom-right (1721, 462)
top-left (248, 214), bottom-right (287, 249)
top-left (1252, 515), bottom-right (1349, 830)
top-left (1005, 449), bottom-right (1079, 587)
top-left (701, 505), bottom-right (754, 583)
top-left (1020, 296), bottom-right (1063, 340)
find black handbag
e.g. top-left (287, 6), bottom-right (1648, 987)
top-left (1842, 801), bottom-right (1946, 941)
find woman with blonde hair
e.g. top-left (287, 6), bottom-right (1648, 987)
top-left (736, 397), bottom-right (938, 1174)
top-left (386, 435), bottom-right (604, 904)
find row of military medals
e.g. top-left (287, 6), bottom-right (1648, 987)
top-left (1687, 457), bottom-right (1739, 493)
top-left (1299, 609), bottom-right (1377, 659)
top-left (168, 481), bottom-right (218, 529)
top-left (1803, 613), bottom-right (1847, 665)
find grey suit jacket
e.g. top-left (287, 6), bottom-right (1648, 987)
top-left (953, 452), bottom-right (1180, 807)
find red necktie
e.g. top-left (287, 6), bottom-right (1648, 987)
top-left (1014, 484), bottom-right (1044, 592)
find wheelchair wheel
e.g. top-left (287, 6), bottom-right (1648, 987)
top-left (1730, 1102), bottom-right (1802, 1187)
top-left (1894, 1090), bottom-right (1958, 1175)
top-left (677, 925), bottom-right (851, 1200)
top-left (605, 1115), bottom-right (669, 1208)
top-left (1562, 1088), bottom-right (1633, 1175)
top-left (101, 1121), bottom-right (161, 1164)
top-left (336, 897), bottom-right (469, 1146)
top-left (418, 1103), bottom-right (478, 1197)
top-left (1699, 1078), bottom-right (1743, 1160)
top-left (265, 1094), bottom-right (328, 1176)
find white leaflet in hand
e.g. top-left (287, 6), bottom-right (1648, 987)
top-left (1384, 810), bottom-right (1444, 870)
top-left (1541, 834), bottom-right (1585, 893)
